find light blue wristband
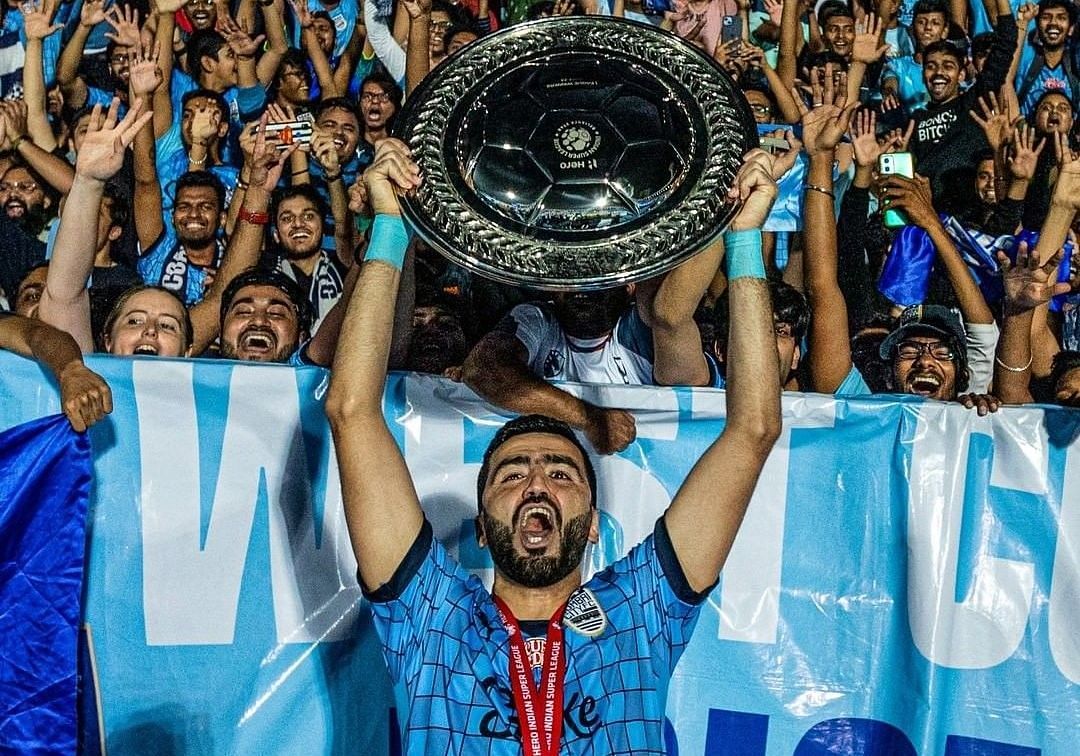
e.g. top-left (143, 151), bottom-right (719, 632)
top-left (723, 229), bottom-right (766, 280)
top-left (364, 215), bottom-right (411, 270)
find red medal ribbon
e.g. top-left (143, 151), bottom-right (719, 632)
top-left (493, 596), bottom-right (567, 756)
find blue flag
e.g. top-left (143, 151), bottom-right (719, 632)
top-left (0, 415), bottom-right (92, 754)
top-left (879, 216), bottom-right (1012, 307)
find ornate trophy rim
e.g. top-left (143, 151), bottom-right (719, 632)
top-left (395, 16), bottom-right (758, 291)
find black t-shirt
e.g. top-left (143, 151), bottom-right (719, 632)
top-left (0, 216), bottom-right (46, 304)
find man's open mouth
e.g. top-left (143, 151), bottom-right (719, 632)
top-left (133, 343), bottom-right (159, 356)
top-left (909, 373), bottom-right (942, 396)
top-left (517, 502), bottom-right (557, 550)
top-left (240, 330), bottom-right (276, 354)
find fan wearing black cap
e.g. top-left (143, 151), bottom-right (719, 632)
top-left (325, 139), bottom-right (782, 753)
top-left (879, 305), bottom-right (964, 396)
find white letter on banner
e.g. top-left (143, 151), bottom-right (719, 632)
top-left (907, 405), bottom-right (1037, 669)
top-left (1050, 439), bottom-right (1080, 682)
top-left (402, 374), bottom-right (486, 557)
top-left (137, 363), bottom-right (309, 645)
top-left (268, 437), bottom-right (361, 644)
top-left (714, 395), bottom-right (836, 644)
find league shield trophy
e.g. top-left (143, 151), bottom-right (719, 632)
top-left (395, 16), bottom-right (758, 290)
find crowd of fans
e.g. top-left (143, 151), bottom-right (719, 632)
top-left (0, 0), bottom-right (1079, 446)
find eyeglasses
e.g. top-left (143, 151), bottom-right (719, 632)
top-left (895, 340), bottom-right (956, 361)
top-left (749, 104), bottom-right (773, 114)
top-left (0, 181), bottom-right (39, 193)
top-left (188, 0), bottom-right (215, 7)
top-left (360, 92), bottom-right (390, 103)
top-left (429, 19), bottom-right (451, 30)
top-left (109, 53), bottom-right (132, 65)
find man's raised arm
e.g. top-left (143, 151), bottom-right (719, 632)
top-left (325, 139), bottom-right (424, 592)
top-left (662, 151), bottom-right (782, 594)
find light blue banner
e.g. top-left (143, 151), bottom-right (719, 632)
top-left (1, 352), bottom-right (1077, 755)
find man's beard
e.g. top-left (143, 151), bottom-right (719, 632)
top-left (481, 507), bottom-right (592, 589)
top-left (407, 322), bottom-right (467, 373)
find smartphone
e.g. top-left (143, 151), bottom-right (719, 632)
top-left (879, 152), bottom-right (914, 228)
top-left (721, 15), bottom-right (743, 45)
top-left (260, 120), bottom-right (313, 150)
top-left (760, 136), bottom-right (790, 153)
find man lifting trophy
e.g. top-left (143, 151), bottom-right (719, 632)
top-left (327, 16), bottom-right (787, 753)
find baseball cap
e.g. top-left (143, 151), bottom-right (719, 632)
top-left (878, 304), bottom-right (966, 360)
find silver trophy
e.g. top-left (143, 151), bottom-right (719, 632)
top-left (395, 17), bottom-right (757, 290)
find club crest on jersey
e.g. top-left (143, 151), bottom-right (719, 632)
top-left (563, 588), bottom-right (607, 637)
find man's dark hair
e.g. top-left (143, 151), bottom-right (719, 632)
top-left (1050, 350), bottom-right (1080, 396)
top-left (432, 0), bottom-right (468, 23)
top-left (476, 414), bottom-right (597, 512)
top-left (912, 0), bottom-right (949, 20)
top-left (278, 47), bottom-right (309, 73)
top-left (315, 96), bottom-right (359, 121)
top-left (102, 182), bottom-right (130, 230)
top-left (181, 88), bottom-right (229, 122)
top-left (444, 23), bottom-right (480, 48)
top-left (713, 280), bottom-right (810, 351)
top-left (219, 267), bottom-right (313, 335)
top-left (187, 30), bottom-right (229, 78)
top-left (1038, 0), bottom-right (1077, 26)
top-left (270, 183), bottom-right (330, 223)
top-left (359, 71), bottom-right (404, 113)
top-left (1032, 87), bottom-right (1077, 118)
top-left (175, 170), bottom-right (227, 212)
top-left (819, 0), bottom-right (855, 25)
top-left (850, 314), bottom-right (894, 394)
top-left (16, 260), bottom-right (49, 288)
top-left (803, 50), bottom-right (851, 72)
top-left (921, 39), bottom-right (966, 67)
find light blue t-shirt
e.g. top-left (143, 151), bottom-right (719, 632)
top-left (290, 0), bottom-right (358, 60)
top-left (1018, 60), bottom-right (1074, 116)
top-left (882, 55), bottom-right (929, 112)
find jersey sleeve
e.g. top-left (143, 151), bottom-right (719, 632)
top-left (364, 520), bottom-right (480, 683)
top-left (501, 303), bottom-right (556, 373)
top-left (596, 518), bottom-right (712, 676)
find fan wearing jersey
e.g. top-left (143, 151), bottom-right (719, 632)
top-left (326, 139), bottom-right (782, 755)
top-left (462, 237), bottom-right (730, 455)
